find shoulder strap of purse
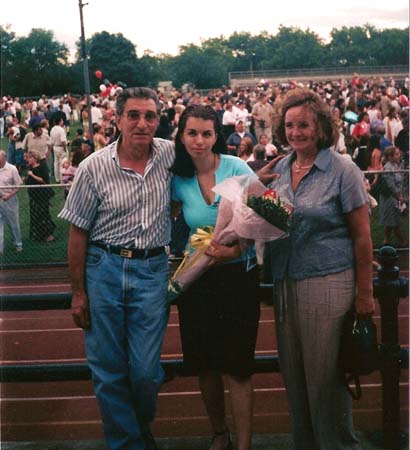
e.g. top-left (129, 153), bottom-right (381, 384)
top-left (345, 374), bottom-right (362, 400)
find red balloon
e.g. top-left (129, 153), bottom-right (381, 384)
top-left (399, 94), bottom-right (408, 106)
top-left (95, 70), bottom-right (102, 79)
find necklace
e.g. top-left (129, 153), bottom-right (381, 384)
top-left (294, 160), bottom-right (313, 173)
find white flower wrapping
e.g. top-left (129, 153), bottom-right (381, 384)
top-left (168, 174), bottom-right (289, 303)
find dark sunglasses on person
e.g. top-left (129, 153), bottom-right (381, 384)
top-left (125, 110), bottom-right (158, 123)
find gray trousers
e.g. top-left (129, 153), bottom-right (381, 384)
top-left (274, 269), bottom-right (361, 450)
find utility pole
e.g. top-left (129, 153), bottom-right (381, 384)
top-left (78, 0), bottom-right (94, 143)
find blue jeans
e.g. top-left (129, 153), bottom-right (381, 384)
top-left (7, 141), bottom-right (16, 165)
top-left (85, 245), bottom-right (169, 450)
top-left (0, 197), bottom-right (22, 252)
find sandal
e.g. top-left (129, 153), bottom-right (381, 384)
top-left (210, 428), bottom-right (233, 450)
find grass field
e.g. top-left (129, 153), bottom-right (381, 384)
top-left (1, 123), bottom-right (71, 266)
top-left (0, 185), bottom-right (70, 266)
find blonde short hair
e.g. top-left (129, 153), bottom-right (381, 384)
top-left (28, 150), bottom-right (42, 162)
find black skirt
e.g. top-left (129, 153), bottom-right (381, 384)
top-left (177, 261), bottom-right (260, 377)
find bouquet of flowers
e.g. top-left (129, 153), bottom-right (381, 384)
top-left (246, 189), bottom-right (291, 233)
top-left (168, 174), bottom-right (291, 303)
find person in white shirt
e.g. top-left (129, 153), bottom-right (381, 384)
top-left (222, 103), bottom-right (236, 140)
top-left (259, 133), bottom-right (278, 160)
top-left (91, 102), bottom-right (103, 126)
top-left (62, 101), bottom-right (72, 133)
top-left (235, 101), bottom-right (251, 129)
top-left (22, 123), bottom-right (52, 170)
top-left (0, 150), bottom-right (23, 253)
top-left (50, 117), bottom-right (67, 182)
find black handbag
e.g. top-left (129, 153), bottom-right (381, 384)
top-left (338, 310), bottom-right (379, 399)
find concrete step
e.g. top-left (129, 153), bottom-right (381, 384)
top-left (1, 431), bottom-right (409, 450)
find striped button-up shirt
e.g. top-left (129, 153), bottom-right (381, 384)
top-left (58, 138), bottom-right (175, 248)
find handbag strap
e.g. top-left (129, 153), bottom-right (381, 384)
top-left (345, 374), bottom-right (362, 400)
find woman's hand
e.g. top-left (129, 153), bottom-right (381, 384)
top-left (355, 293), bottom-right (375, 317)
top-left (256, 154), bottom-right (286, 185)
top-left (205, 240), bottom-right (241, 266)
top-left (346, 204), bottom-right (375, 317)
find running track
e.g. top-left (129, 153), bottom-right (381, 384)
top-left (0, 264), bottom-right (408, 441)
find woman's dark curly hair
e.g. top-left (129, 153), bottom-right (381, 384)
top-left (171, 104), bottom-right (227, 178)
top-left (274, 88), bottom-right (339, 150)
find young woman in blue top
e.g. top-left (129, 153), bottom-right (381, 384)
top-left (171, 105), bottom-right (276, 450)
top-left (268, 88), bottom-right (375, 450)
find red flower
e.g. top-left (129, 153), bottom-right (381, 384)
top-left (263, 189), bottom-right (277, 200)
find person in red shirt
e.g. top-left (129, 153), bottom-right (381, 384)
top-left (351, 112), bottom-right (370, 146)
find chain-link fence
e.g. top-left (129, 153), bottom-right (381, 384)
top-left (0, 169), bottom-right (408, 268)
top-left (0, 184), bottom-right (69, 267)
top-left (365, 169), bottom-right (409, 249)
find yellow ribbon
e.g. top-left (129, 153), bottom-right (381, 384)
top-left (189, 226), bottom-right (214, 251)
top-left (172, 226), bottom-right (214, 280)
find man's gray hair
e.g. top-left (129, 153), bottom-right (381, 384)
top-left (116, 87), bottom-right (161, 116)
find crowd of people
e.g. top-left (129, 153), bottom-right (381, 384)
top-left (0, 73), bottom-right (409, 450)
top-left (1, 73), bottom-right (408, 171)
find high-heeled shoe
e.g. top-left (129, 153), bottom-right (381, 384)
top-left (210, 428), bottom-right (233, 450)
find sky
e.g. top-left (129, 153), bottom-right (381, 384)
top-left (3, 0), bottom-right (409, 58)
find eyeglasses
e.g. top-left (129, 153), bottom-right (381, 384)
top-left (124, 110), bottom-right (158, 123)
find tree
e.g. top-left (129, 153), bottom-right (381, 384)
top-left (137, 50), bottom-right (166, 88)
top-left (80, 31), bottom-right (139, 90)
top-left (269, 26), bottom-right (325, 70)
top-left (226, 31), bottom-right (272, 72)
top-left (171, 39), bottom-right (233, 88)
top-left (1, 23), bottom-right (408, 95)
top-left (2, 27), bottom-right (69, 96)
top-left (374, 28), bottom-right (409, 65)
top-left (0, 25), bottom-right (16, 93)
top-left (328, 25), bottom-right (376, 66)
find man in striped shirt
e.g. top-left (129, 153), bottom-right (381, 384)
top-left (59, 87), bottom-right (174, 450)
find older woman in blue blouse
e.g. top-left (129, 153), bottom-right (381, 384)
top-left (268, 88), bottom-right (375, 450)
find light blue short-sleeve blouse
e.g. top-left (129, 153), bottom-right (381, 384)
top-left (268, 149), bottom-right (368, 280)
top-left (172, 154), bottom-right (256, 260)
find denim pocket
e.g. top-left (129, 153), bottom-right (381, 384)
top-left (86, 248), bottom-right (106, 266)
top-left (147, 253), bottom-right (168, 274)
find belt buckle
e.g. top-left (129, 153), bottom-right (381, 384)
top-left (120, 249), bottom-right (133, 258)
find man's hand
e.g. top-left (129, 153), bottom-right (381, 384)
top-left (68, 225), bottom-right (89, 329)
top-left (256, 154), bottom-right (286, 185)
top-left (71, 290), bottom-right (90, 330)
top-left (1, 190), bottom-right (18, 202)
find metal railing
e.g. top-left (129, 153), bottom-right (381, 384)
top-left (229, 65), bottom-right (409, 82)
